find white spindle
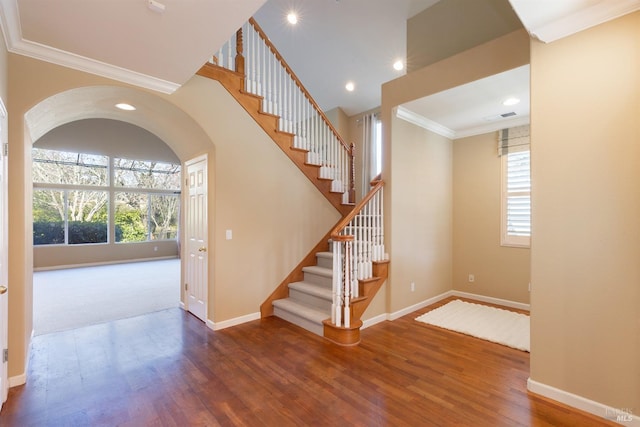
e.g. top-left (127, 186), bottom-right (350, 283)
top-left (344, 240), bottom-right (351, 329)
top-left (334, 241), bottom-right (342, 326)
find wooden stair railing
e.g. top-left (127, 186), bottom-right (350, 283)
top-left (197, 18), bottom-right (355, 216)
top-left (323, 180), bottom-right (388, 345)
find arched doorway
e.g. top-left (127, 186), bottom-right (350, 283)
top-left (24, 85), bottom-right (213, 333)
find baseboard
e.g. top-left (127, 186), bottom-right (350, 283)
top-left (10, 329), bottom-right (34, 388)
top-left (197, 291), bottom-right (526, 334)
top-left (33, 256), bottom-right (179, 272)
top-left (451, 290), bottom-right (530, 311)
top-left (388, 291), bottom-right (455, 320)
top-left (528, 378), bottom-right (639, 426)
top-left (9, 373), bottom-right (26, 387)
top-left (206, 312), bottom-right (261, 331)
top-left (361, 313), bottom-right (387, 329)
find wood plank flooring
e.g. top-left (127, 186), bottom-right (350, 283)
top-left (0, 297), bottom-right (615, 426)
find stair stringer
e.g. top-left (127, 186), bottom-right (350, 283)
top-left (260, 227), bottom-right (334, 318)
top-left (197, 63), bottom-right (353, 217)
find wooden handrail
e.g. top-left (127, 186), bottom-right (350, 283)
top-left (248, 18), bottom-right (352, 154)
top-left (331, 180), bottom-right (384, 237)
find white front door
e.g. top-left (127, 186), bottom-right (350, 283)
top-left (0, 100), bottom-right (8, 409)
top-left (184, 155), bottom-right (208, 322)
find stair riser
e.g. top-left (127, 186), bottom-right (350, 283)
top-left (273, 307), bottom-right (324, 336)
top-left (303, 271), bottom-right (332, 288)
top-left (289, 289), bottom-right (332, 311)
top-left (316, 256), bottom-right (333, 269)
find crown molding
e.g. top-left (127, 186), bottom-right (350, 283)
top-left (455, 115), bottom-right (530, 139)
top-left (512, 0), bottom-right (640, 43)
top-left (0, 0), bottom-right (180, 94)
top-left (395, 106), bottom-right (530, 140)
top-left (394, 106), bottom-right (456, 139)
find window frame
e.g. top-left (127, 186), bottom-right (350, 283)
top-left (500, 146), bottom-right (531, 248)
top-left (32, 148), bottom-right (181, 246)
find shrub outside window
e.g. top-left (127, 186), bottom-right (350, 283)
top-left (32, 148), bottom-right (180, 246)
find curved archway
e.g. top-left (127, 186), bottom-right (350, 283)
top-left (25, 85), bottom-right (212, 161)
top-left (26, 85), bottom-right (213, 332)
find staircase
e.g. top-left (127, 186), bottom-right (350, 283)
top-left (271, 240), bottom-right (389, 346)
top-left (272, 250), bottom-right (334, 336)
top-left (198, 17), bottom-right (389, 345)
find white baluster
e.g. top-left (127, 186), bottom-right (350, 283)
top-left (270, 52), bottom-right (275, 114)
top-left (381, 188), bottom-right (385, 259)
top-left (367, 200), bottom-right (372, 278)
top-left (344, 240), bottom-right (351, 329)
top-left (261, 35), bottom-right (266, 100)
top-left (331, 239), bottom-right (339, 325)
top-left (334, 241), bottom-right (343, 326)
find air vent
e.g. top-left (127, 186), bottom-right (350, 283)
top-left (501, 112), bottom-right (517, 118)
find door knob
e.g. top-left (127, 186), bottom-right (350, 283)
top-left (0, 286), bottom-right (6, 295)
top-left (198, 247), bottom-right (207, 252)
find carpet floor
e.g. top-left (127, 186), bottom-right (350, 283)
top-left (33, 258), bottom-right (180, 335)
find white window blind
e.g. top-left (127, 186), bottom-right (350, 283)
top-left (499, 125), bottom-right (531, 247)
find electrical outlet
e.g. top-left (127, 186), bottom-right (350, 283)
top-left (410, 282), bottom-right (415, 292)
top-left (468, 274), bottom-right (475, 283)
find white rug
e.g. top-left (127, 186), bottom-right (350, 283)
top-left (415, 299), bottom-right (530, 352)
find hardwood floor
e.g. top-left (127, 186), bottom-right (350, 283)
top-left (0, 297), bottom-right (614, 426)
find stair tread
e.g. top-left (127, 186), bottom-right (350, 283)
top-left (272, 298), bottom-right (329, 323)
top-left (289, 281), bottom-right (333, 300)
top-left (302, 265), bottom-right (333, 277)
top-left (316, 251), bottom-right (333, 259)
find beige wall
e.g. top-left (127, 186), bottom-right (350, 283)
top-left (529, 11), bottom-right (640, 410)
top-left (34, 242), bottom-right (178, 270)
top-left (381, 29), bottom-right (529, 314)
top-left (406, 0), bottom-right (522, 73)
top-left (389, 117), bottom-right (452, 312)
top-left (169, 77), bottom-right (340, 320)
top-left (325, 107), bottom-right (349, 142)
top-left (6, 55), bottom-right (340, 379)
top-left (453, 132), bottom-right (530, 303)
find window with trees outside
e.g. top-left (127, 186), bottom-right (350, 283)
top-left (32, 148), bottom-right (181, 245)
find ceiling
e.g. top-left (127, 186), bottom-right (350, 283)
top-left (399, 64), bottom-right (530, 139)
top-left (0, 0), bottom-right (267, 92)
top-left (1, 0), bottom-right (639, 138)
top-left (253, 0), bottom-right (441, 116)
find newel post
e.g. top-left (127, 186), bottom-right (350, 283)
top-left (235, 27), bottom-right (245, 76)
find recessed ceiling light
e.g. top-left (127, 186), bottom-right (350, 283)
top-left (115, 103), bottom-right (136, 111)
top-left (393, 60), bottom-right (404, 71)
top-left (345, 82), bottom-right (355, 92)
top-left (503, 97), bottom-right (520, 106)
top-left (287, 12), bottom-right (298, 25)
